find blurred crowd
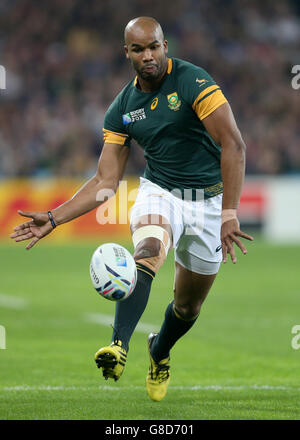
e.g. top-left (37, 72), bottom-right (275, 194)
top-left (0, 0), bottom-right (299, 178)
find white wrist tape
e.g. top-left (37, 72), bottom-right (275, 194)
top-left (221, 209), bottom-right (237, 225)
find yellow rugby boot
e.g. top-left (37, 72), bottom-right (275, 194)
top-left (94, 339), bottom-right (127, 382)
top-left (146, 333), bottom-right (170, 402)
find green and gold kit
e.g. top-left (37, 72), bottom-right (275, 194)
top-left (103, 57), bottom-right (227, 197)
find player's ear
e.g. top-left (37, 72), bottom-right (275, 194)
top-left (163, 40), bottom-right (168, 54)
top-left (124, 45), bottom-right (129, 59)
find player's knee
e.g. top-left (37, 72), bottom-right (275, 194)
top-left (174, 301), bottom-right (201, 321)
top-left (132, 226), bottom-right (171, 274)
top-left (134, 238), bottom-right (166, 273)
top-left (134, 238), bottom-right (160, 259)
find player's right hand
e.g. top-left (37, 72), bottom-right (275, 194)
top-left (10, 210), bottom-right (54, 250)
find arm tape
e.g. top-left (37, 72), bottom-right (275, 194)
top-left (221, 209), bottom-right (237, 225)
top-left (132, 225), bottom-right (171, 255)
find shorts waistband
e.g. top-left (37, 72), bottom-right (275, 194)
top-left (171, 182), bottom-right (223, 201)
top-left (140, 177), bottom-right (223, 201)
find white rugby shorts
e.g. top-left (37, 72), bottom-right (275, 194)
top-left (130, 177), bottom-right (222, 275)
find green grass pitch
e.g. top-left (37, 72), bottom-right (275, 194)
top-left (0, 237), bottom-right (299, 420)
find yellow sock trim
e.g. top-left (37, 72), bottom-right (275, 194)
top-left (136, 263), bottom-right (155, 279)
top-left (172, 304), bottom-right (200, 322)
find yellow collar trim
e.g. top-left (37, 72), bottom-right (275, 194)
top-left (167, 58), bottom-right (172, 74)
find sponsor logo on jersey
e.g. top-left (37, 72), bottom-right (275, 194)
top-left (122, 113), bottom-right (132, 125)
top-left (196, 78), bottom-right (208, 87)
top-left (122, 108), bottom-right (146, 125)
top-left (167, 92), bottom-right (181, 111)
top-left (151, 97), bottom-right (158, 110)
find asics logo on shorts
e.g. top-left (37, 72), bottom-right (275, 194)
top-left (215, 244), bottom-right (222, 252)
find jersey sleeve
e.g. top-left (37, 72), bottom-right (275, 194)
top-left (103, 97), bottom-right (131, 147)
top-left (180, 66), bottom-right (228, 120)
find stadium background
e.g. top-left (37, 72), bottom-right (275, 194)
top-left (0, 0), bottom-right (300, 420)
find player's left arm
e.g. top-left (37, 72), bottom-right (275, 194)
top-left (202, 102), bottom-right (254, 264)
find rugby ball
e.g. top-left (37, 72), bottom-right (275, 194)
top-left (90, 243), bottom-right (137, 301)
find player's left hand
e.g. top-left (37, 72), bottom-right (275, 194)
top-left (221, 218), bottom-right (254, 264)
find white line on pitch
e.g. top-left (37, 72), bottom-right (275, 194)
top-left (84, 313), bottom-right (160, 334)
top-left (0, 293), bottom-right (28, 310)
top-left (2, 385), bottom-right (300, 392)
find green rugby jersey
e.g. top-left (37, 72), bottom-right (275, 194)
top-left (103, 57), bottom-right (227, 197)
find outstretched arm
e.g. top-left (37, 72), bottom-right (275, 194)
top-left (202, 102), bottom-right (254, 263)
top-left (10, 143), bottom-right (129, 249)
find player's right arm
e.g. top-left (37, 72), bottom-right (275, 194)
top-left (10, 142), bottom-right (129, 250)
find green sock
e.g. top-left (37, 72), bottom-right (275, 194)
top-left (112, 263), bottom-right (155, 352)
top-left (151, 300), bottom-right (199, 362)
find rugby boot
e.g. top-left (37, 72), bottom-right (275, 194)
top-left (94, 339), bottom-right (127, 382)
top-left (146, 333), bottom-right (170, 401)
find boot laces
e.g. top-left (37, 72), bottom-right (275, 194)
top-left (156, 363), bottom-right (170, 383)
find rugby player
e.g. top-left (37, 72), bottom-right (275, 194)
top-left (11, 17), bottom-right (253, 402)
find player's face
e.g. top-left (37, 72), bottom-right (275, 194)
top-left (125, 31), bottom-right (168, 81)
